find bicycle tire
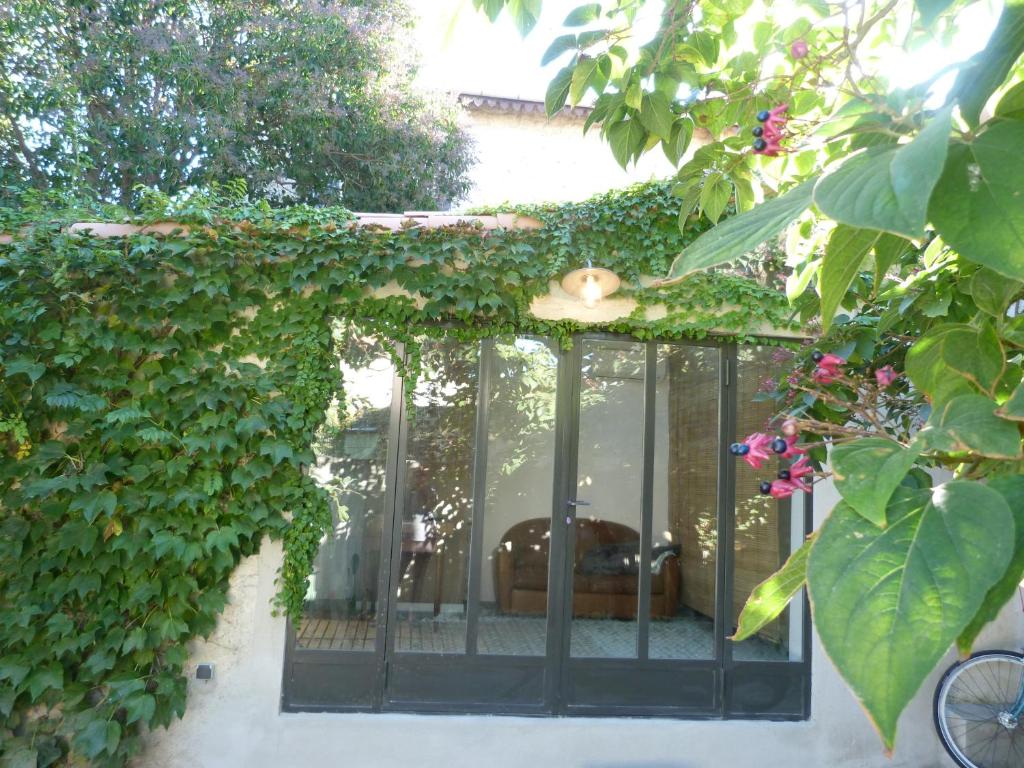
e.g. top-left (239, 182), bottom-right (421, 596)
top-left (933, 649), bottom-right (1024, 768)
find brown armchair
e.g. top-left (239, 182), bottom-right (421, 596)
top-left (495, 517), bottom-right (680, 619)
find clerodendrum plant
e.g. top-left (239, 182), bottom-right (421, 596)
top-left (477, 0), bottom-right (1024, 750)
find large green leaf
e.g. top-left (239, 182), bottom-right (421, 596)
top-left (820, 226), bottom-right (881, 332)
top-left (915, 0), bottom-right (955, 25)
top-left (905, 322), bottom-right (1004, 401)
top-left (919, 394), bottom-right (1023, 459)
top-left (607, 118), bottom-right (646, 169)
top-left (639, 92), bottom-right (673, 140)
top-left (957, 475), bottom-right (1024, 652)
top-left (666, 179), bottom-right (816, 280)
top-left (813, 104), bottom-right (953, 238)
top-left (564, 3), bottom-right (601, 26)
top-left (541, 34), bottom-right (577, 66)
top-left (948, 0), bottom-right (1024, 127)
top-left (506, 0), bottom-right (542, 35)
top-left (732, 533), bottom-right (815, 642)
top-left (699, 171), bottom-right (732, 224)
top-left (831, 438), bottom-right (922, 527)
top-left (545, 65), bottom-right (574, 116)
top-left (996, 381), bottom-right (1024, 420)
top-left (969, 267), bottom-right (1023, 317)
top-left (929, 121), bottom-right (1024, 281)
top-left (808, 484), bottom-right (1014, 750)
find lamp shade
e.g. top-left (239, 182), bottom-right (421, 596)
top-left (560, 265), bottom-right (621, 308)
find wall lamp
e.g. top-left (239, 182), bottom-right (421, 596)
top-left (560, 260), bottom-right (621, 309)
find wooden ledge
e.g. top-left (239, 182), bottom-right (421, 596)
top-left (0, 212), bottom-right (543, 242)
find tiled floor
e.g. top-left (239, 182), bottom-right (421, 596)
top-left (297, 610), bottom-right (788, 661)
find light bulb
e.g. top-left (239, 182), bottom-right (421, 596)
top-left (580, 274), bottom-right (603, 308)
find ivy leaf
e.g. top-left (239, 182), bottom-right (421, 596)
top-left (820, 226), bottom-right (881, 332)
top-left (948, 0), bottom-right (1024, 127)
top-left (905, 322), bottom-right (1004, 402)
top-left (957, 475), bottom-right (1024, 652)
top-left (564, 3), bottom-right (601, 26)
top-left (545, 64), bottom-right (574, 116)
top-left (666, 179), bottom-right (816, 280)
top-left (808, 484), bottom-right (1014, 750)
top-left (541, 34), bottom-right (577, 66)
top-left (25, 663), bottom-right (63, 701)
top-left (919, 394), bottom-right (1023, 459)
top-left (813, 104), bottom-right (953, 238)
top-left (929, 120), bottom-right (1024, 281)
top-left (123, 693), bottom-right (157, 725)
top-left (830, 438), bottom-right (922, 527)
top-left (732, 533), bottom-right (815, 642)
top-left (3, 358), bottom-right (46, 383)
top-left (259, 440), bottom-right (294, 465)
top-left (75, 719), bottom-right (121, 759)
top-left (71, 489), bottom-right (118, 523)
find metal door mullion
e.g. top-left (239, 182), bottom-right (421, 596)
top-left (382, 347), bottom-right (412, 702)
top-left (464, 338), bottom-right (494, 655)
top-left (717, 344), bottom-right (737, 707)
top-left (549, 338), bottom-right (583, 712)
top-left (636, 342), bottom-right (656, 659)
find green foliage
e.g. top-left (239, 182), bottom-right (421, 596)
top-left (830, 438), bottom-right (922, 527)
top-left (732, 532), bottom-right (815, 643)
top-left (809, 484), bottom-right (1014, 751)
top-left (0, 0), bottom-right (473, 211)
top-left (475, 0), bottom-right (1024, 750)
top-left (0, 180), bottom-right (796, 766)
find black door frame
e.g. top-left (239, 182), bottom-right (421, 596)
top-left (282, 331), bottom-right (812, 719)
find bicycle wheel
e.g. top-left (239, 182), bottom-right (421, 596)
top-left (934, 650), bottom-right (1024, 768)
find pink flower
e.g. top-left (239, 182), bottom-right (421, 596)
top-left (812, 353), bottom-right (846, 384)
top-left (875, 365), bottom-right (898, 388)
top-left (781, 418), bottom-right (799, 437)
top-left (779, 434), bottom-right (806, 460)
top-left (741, 432), bottom-right (774, 470)
top-left (769, 479), bottom-right (798, 499)
top-left (787, 456), bottom-right (813, 491)
top-left (754, 104), bottom-right (789, 156)
top-left (790, 39), bottom-right (809, 59)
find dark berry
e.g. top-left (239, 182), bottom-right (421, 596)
top-left (753, 138), bottom-right (767, 151)
top-left (756, 110), bottom-right (770, 122)
top-left (811, 350), bottom-right (824, 363)
top-left (759, 480), bottom-right (773, 495)
top-left (771, 437), bottom-right (788, 454)
top-left (729, 442), bottom-right (750, 456)
top-left (752, 126), bottom-right (764, 137)
top-left (778, 469), bottom-right (791, 481)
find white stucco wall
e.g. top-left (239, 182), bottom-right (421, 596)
top-left (457, 107), bottom-right (678, 209)
top-left (138, 476), bottom-right (1022, 768)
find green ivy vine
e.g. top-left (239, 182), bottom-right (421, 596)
top-left (0, 180), bottom-right (801, 766)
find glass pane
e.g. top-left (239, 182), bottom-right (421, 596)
top-left (732, 346), bottom-right (804, 662)
top-left (394, 337), bottom-right (479, 653)
top-left (479, 337), bottom-right (559, 656)
top-left (297, 322), bottom-right (394, 651)
top-left (650, 344), bottom-right (719, 660)
top-left (570, 339), bottom-right (646, 658)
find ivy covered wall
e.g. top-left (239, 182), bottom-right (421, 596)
top-left (0, 181), bottom-right (800, 767)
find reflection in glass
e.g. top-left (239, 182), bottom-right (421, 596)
top-left (650, 344), bottom-right (719, 660)
top-left (297, 322), bottom-right (394, 651)
top-left (570, 339), bottom-right (646, 658)
top-left (482, 337), bottom-right (559, 656)
top-left (394, 337), bottom-right (479, 653)
top-left (732, 346), bottom-right (804, 662)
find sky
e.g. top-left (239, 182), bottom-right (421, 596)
top-left (408, 0), bottom-right (1003, 105)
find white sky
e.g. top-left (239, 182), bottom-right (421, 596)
top-left (409, 0), bottom-right (1003, 105)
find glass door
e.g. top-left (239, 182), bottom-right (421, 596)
top-left (557, 337), bottom-right (724, 714)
